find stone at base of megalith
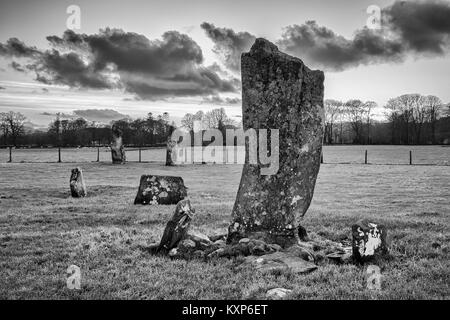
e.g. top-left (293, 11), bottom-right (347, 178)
top-left (70, 167), bottom-right (86, 198)
top-left (227, 38), bottom-right (325, 246)
top-left (352, 219), bottom-right (388, 262)
top-left (134, 175), bottom-right (187, 205)
top-left (156, 199), bottom-right (195, 254)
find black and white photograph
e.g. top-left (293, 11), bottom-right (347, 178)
top-left (0, 0), bottom-right (449, 305)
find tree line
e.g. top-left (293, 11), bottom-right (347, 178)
top-left (323, 94), bottom-right (450, 145)
top-left (1, 95), bottom-right (449, 148)
top-left (0, 111), bottom-right (175, 147)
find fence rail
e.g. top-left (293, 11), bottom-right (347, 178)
top-left (1, 145), bottom-right (449, 166)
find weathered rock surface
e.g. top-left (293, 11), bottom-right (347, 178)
top-left (352, 219), bottom-right (388, 262)
top-left (70, 167), bottom-right (86, 197)
top-left (186, 230), bottom-right (212, 249)
top-left (111, 125), bottom-right (126, 164)
top-left (134, 175), bottom-right (187, 205)
top-left (244, 251), bottom-right (318, 274)
top-left (266, 288), bottom-right (292, 300)
top-left (156, 199), bottom-right (194, 254)
top-left (228, 38), bottom-right (324, 246)
top-left (165, 128), bottom-right (178, 166)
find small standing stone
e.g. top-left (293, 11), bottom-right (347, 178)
top-left (134, 175), bottom-right (187, 205)
top-left (111, 124), bottom-right (126, 164)
top-left (165, 126), bottom-right (178, 166)
top-left (352, 219), bottom-right (388, 262)
top-left (70, 167), bottom-right (86, 198)
top-left (157, 199), bottom-right (195, 254)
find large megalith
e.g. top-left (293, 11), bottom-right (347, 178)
top-left (227, 38), bottom-right (325, 247)
top-left (111, 124), bottom-right (126, 164)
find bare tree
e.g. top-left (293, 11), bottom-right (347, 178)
top-left (0, 111), bottom-right (26, 146)
top-left (385, 94), bottom-right (421, 144)
top-left (345, 99), bottom-right (366, 144)
top-left (324, 99), bottom-right (342, 144)
top-left (204, 108), bottom-right (235, 129)
top-left (363, 101), bottom-right (377, 144)
top-left (423, 95), bottom-right (442, 144)
top-left (181, 113), bottom-right (195, 131)
top-left (0, 112), bottom-right (10, 145)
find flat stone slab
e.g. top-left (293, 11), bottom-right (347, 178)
top-left (244, 251), bottom-right (318, 274)
top-left (134, 175), bottom-right (187, 205)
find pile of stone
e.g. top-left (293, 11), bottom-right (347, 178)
top-left (164, 228), bottom-right (356, 274)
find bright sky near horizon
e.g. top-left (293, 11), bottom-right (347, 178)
top-left (0, 0), bottom-right (449, 127)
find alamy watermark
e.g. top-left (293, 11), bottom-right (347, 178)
top-left (66, 264), bottom-right (81, 290)
top-left (66, 5), bottom-right (81, 30)
top-left (366, 5), bottom-right (381, 30)
top-left (169, 126), bottom-right (280, 176)
top-left (366, 264), bottom-right (382, 290)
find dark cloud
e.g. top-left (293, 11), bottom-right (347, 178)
top-left (200, 1), bottom-right (450, 72)
top-left (10, 61), bottom-right (26, 72)
top-left (201, 22), bottom-right (255, 72)
top-left (278, 0), bottom-right (450, 71)
top-left (73, 109), bottom-right (130, 122)
top-left (0, 86), bottom-right (5, 90)
top-left (0, 38), bottom-right (41, 58)
top-left (385, 0), bottom-right (450, 54)
top-left (40, 109), bottom-right (130, 122)
top-left (0, 28), bottom-right (238, 99)
top-left (33, 50), bottom-right (115, 89)
top-left (202, 95), bottom-right (241, 105)
top-left (40, 111), bottom-right (73, 118)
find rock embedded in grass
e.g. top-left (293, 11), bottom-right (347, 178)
top-left (70, 167), bottom-right (86, 198)
top-left (156, 199), bottom-right (194, 254)
top-left (266, 288), bottom-right (292, 300)
top-left (228, 38), bottom-right (324, 246)
top-left (244, 251), bottom-right (318, 274)
top-left (352, 219), bottom-right (388, 262)
top-left (134, 175), bottom-right (187, 205)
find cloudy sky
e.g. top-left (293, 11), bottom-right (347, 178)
top-left (1, 0), bottom-right (449, 127)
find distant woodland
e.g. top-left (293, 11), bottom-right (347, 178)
top-left (1, 94), bottom-right (449, 147)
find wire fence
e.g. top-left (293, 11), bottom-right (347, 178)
top-left (0, 145), bottom-right (449, 166)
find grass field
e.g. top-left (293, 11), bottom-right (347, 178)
top-left (0, 147), bottom-right (449, 299)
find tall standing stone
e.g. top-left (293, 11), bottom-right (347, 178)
top-left (228, 38), bottom-right (324, 247)
top-left (165, 126), bottom-right (177, 166)
top-left (70, 167), bottom-right (86, 198)
top-left (111, 125), bottom-right (126, 164)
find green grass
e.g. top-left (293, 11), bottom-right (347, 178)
top-left (0, 161), bottom-right (449, 299)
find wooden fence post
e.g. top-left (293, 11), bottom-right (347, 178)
top-left (8, 146), bottom-right (12, 163)
top-left (365, 150), bottom-right (368, 164)
top-left (410, 150), bottom-right (412, 165)
top-left (97, 147), bottom-right (100, 162)
top-left (58, 147), bottom-right (61, 163)
top-left (139, 147), bottom-right (142, 163)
